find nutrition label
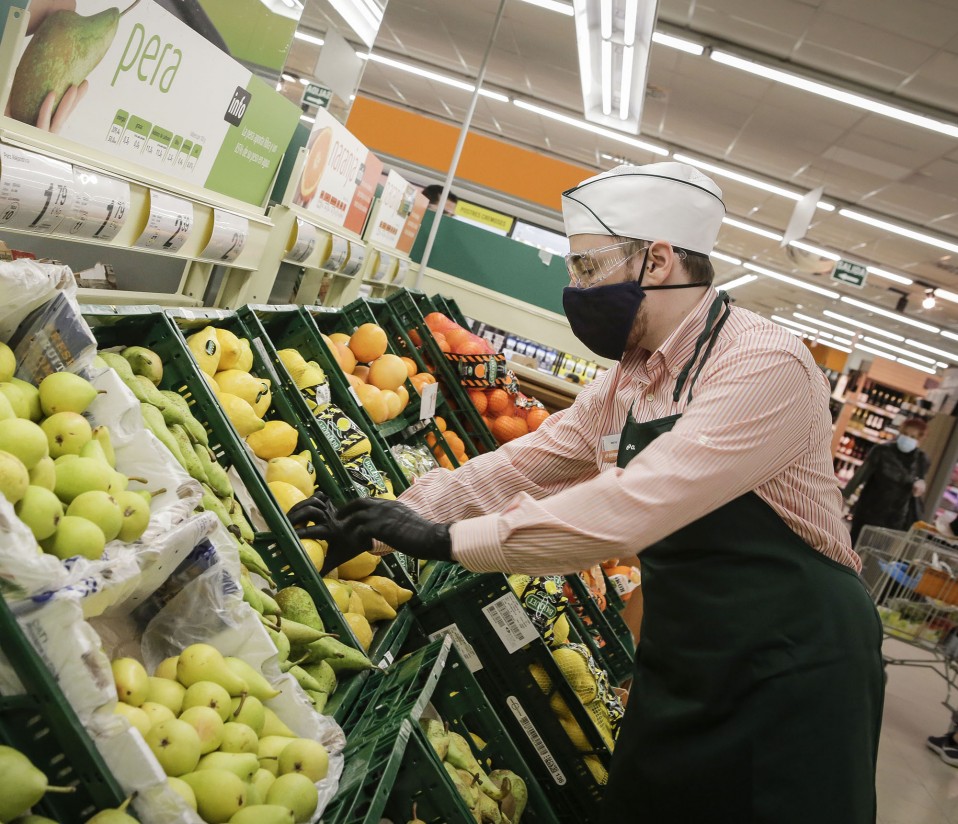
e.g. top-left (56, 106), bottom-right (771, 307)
top-left (107, 109), bottom-right (205, 177)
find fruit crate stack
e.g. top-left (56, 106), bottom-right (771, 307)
top-left (0, 592), bottom-right (127, 822)
top-left (563, 575), bottom-right (635, 687)
top-left (324, 637), bottom-right (560, 824)
top-left (429, 295), bottom-right (472, 332)
top-left (407, 565), bottom-right (614, 824)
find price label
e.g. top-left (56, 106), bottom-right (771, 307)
top-left (201, 210), bottom-right (249, 263)
top-left (286, 218), bottom-right (317, 263)
top-left (419, 381), bottom-right (439, 420)
top-left (394, 259), bottom-right (411, 285)
top-left (134, 190), bottom-right (194, 253)
top-left (66, 168), bottom-right (130, 241)
top-left (0, 145), bottom-right (75, 234)
top-left (325, 235), bottom-right (349, 271)
top-left (371, 252), bottom-right (392, 282)
top-left (340, 243), bottom-right (366, 277)
top-left (482, 593), bottom-right (540, 653)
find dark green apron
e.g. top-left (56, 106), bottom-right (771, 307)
top-left (601, 295), bottom-right (884, 823)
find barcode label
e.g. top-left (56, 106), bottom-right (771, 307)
top-left (482, 593), bottom-right (538, 653)
top-left (428, 624), bottom-right (482, 672)
top-left (377, 650), bottom-right (394, 670)
top-left (505, 696), bottom-right (566, 785)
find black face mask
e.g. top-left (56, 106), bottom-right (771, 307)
top-left (562, 249), bottom-right (709, 360)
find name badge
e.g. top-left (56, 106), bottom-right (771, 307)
top-left (600, 433), bottom-right (621, 463)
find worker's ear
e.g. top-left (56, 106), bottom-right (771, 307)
top-left (640, 240), bottom-right (677, 287)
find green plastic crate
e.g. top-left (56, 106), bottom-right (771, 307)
top-left (0, 594), bottom-right (127, 821)
top-left (431, 294), bottom-right (472, 331)
top-left (341, 636), bottom-right (561, 823)
top-left (408, 565), bottom-right (613, 823)
top-left (564, 575), bottom-right (635, 687)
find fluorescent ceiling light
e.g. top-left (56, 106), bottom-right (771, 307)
top-left (789, 240), bottom-right (840, 261)
top-left (623, 0), bottom-right (638, 47)
top-left (772, 315), bottom-right (820, 334)
top-left (833, 337), bottom-right (853, 346)
top-left (600, 0), bottom-right (611, 39)
top-left (784, 328), bottom-right (805, 338)
top-left (904, 339), bottom-right (958, 363)
top-left (860, 337), bottom-right (936, 364)
top-left (839, 296), bottom-right (940, 333)
top-left (938, 362), bottom-right (950, 369)
top-left (281, 73), bottom-right (296, 82)
top-left (710, 50), bottom-right (958, 141)
top-left (818, 340), bottom-right (853, 354)
top-left (935, 288), bottom-right (958, 304)
top-left (718, 274), bottom-right (757, 290)
top-left (298, 77), bottom-right (309, 85)
top-left (619, 45), bottom-right (635, 121)
top-left (898, 359), bottom-right (937, 375)
top-left (294, 31), bottom-right (325, 45)
top-left (839, 209), bottom-right (958, 256)
top-left (651, 31), bottom-right (704, 55)
top-left (601, 40), bottom-right (612, 116)
top-left (712, 251), bottom-right (743, 265)
top-left (673, 153), bottom-right (834, 211)
top-left (793, 313), bottom-right (854, 336)
top-left (867, 266), bottom-right (912, 286)
top-left (723, 217), bottom-right (783, 241)
top-left (855, 343), bottom-right (897, 361)
top-left (364, 53), bottom-right (510, 101)
top-left (817, 331), bottom-right (834, 339)
top-left (513, 99), bottom-right (669, 154)
top-left (941, 331), bottom-right (958, 343)
top-left (517, 0), bottom-right (574, 13)
top-left (300, 114), bottom-right (315, 123)
top-left (823, 310), bottom-right (904, 341)
top-left (743, 262), bottom-right (839, 298)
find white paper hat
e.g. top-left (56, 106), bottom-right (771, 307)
top-left (561, 161), bottom-right (726, 255)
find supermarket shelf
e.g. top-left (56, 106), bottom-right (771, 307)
top-left (77, 288), bottom-right (203, 307)
top-left (836, 455), bottom-right (864, 467)
top-left (851, 400), bottom-right (899, 419)
top-left (846, 428), bottom-right (891, 445)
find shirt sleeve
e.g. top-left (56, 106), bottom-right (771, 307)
top-left (450, 340), bottom-right (818, 574)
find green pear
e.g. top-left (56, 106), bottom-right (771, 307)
top-left (66, 490), bottom-right (122, 542)
top-left (266, 772), bottom-right (318, 823)
top-left (113, 701), bottom-right (151, 736)
top-left (53, 455), bottom-right (113, 503)
top-left (115, 490), bottom-right (150, 542)
top-left (112, 657), bottom-right (149, 706)
top-left (278, 738), bottom-right (328, 782)
top-left (80, 437), bottom-right (110, 464)
top-left (0, 382), bottom-right (29, 418)
top-left (0, 418), bottom-right (49, 469)
top-left (197, 751), bottom-right (260, 782)
top-left (122, 346), bottom-right (163, 384)
top-left (42, 411), bottom-right (93, 458)
top-left (145, 719), bottom-right (201, 776)
top-left (0, 391), bottom-right (14, 421)
top-left (251, 768), bottom-right (276, 800)
top-left (38, 372), bottom-right (100, 416)
top-left (230, 694), bottom-right (265, 735)
top-left (180, 768), bottom-right (247, 824)
top-left (0, 342), bottom-right (14, 382)
top-left (0, 450), bottom-right (29, 503)
top-left (154, 656), bottom-right (178, 680)
top-left (220, 722), bottom-right (259, 754)
top-left (82, 796), bottom-right (137, 823)
top-left (11, 377), bottom-right (41, 421)
top-left (182, 680), bottom-right (233, 722)
top-left (29, 455), bottom-right (55, 490)
top-left (244, 783), bottom-right (263, 807)
top-left (145, 676), bottom-right (184, 714)
top-left (140, 701), bottom-right (175, 728)
top-left (178, 705), bottom-right (224, 754)
top-left (14, 485), bottom-right (63, 539)
top-left (167, 775), bottom-right (197, 811)
top-left (225, 658), bottom-right (280, 702)
top-left (92, 425), bottom-right (116, 466)
top-left (106, 469), bottom-right (130, 496)
top-left (18, 814), bottom-right (63, 823)
top-left (256, 736), bottom-right (293, 776)
top-left (0, 746), bottom-right (74, 821)
top-left (229, 805), bottom-right (294, 824)
top-left (42, 515), bottom-right (105, 560)
top-left (261, 707), bottom-right (297, 738)
top-left (177, 644), bottom-right (249, 696)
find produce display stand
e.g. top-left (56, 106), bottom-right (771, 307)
top-left (0, 594), bottom-right (127, 821)
top-left (430, 294), bottom-right (472, 331)
top-left (564, 575), bottom-right (635, 687)
top-left (408, 564), bottom-right (613, 823)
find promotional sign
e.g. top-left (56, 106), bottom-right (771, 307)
top-left (367, 169), bottom-right (428, 255)
top-left (67, 166), bottom-right (131, 240)
top-left (134, 189), bottom-right (193, 252)
top-left (291, 107), bottom-right (383, 234)
top-left (0, 144), bottom-right (75, 233)
top-left (8, 0), bottom-right (301, 206)
top-left (201, 209), bottom-right (249, 262)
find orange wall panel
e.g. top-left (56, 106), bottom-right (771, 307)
top-left (347, 97), bottom-right (591, 212)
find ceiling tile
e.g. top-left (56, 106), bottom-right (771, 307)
top-left (898, 49), bottom-right (958, 112)
top-left (821, 0), bottom-right (958, 49)
top-left (686, 0), bottom-right (818, 58)
top-left (859, 182), bottom-right (958, 225)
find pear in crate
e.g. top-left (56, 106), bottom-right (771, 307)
top-left (220, 722), bottom-right (259, 755)
top-left (29, 455), bottom-right (55, 490)
top-left (112, 658), bottom-right (149, 706)
top-left (146, 719), bottom-right (202, 776)
top-left (14, 485), bottom-right (62, 539)
top-left (11, 377), bottom-right (41, 421)
top-left (0, 418), bottom-right (48, 470)
top-left (178, 644), bottom-right (250, 696)
top-left (179, 706), bottom-right (225, 754)
top-left (230, 694), bottom-right (266, 735)
top-left (0, 342), bottom-right (14, 382)
top-left (38, 371), bottom-right (100, 415)
top-left (278, 737), bottom-right (328, 782)
top-left (230, 805), bottom-right (295, 824)
top-left (0, 390), bottom-right (14, 422)
top-left (141, 701), bottom-right (175, 728)
top-left (266, 772), bottom-right (318, 823)
top-left (114, 702), bottom-right (151, 736)
top-left (186, 327), bottom-right (221, 375)
top-left (42, 515), bottom-right (105, 560)
top-left (225, 657), bottom-right (280, 701)
top-left (115, 490), bottom-right (151, 542)
top-left (42, 411), bottom-right (92, 458)
top-left (121, 346), bottom-right (163, 385)
top-left (183, 681), bottom-right (234, 722)
top-left (67, 490), bottom-right (123, 542)
top-left (146, 676), bottom-right (185, 714)
top-left (168, 775), bottom-right (197, 810)
top-left (197, 751), bottom-right (260, 782)
top-left (0, 746), bottom-right (74, 822)
top-left (262, 708), bottom-right (297, 738)
top-left (181, 768), bottom-right (247, 823)
top-left (0, 382), bottom-right (30, 419)
top-left (275, 586), bottom-right (324, 631)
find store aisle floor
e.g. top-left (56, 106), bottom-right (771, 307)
top-left (878, 640), bottom-right (958, 823)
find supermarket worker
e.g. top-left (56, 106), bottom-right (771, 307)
top-left (290, 162), bottom-right (885, 823)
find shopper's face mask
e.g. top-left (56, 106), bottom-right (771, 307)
top-left (897, 434), bottom-right (918, 453)
top-left (562, 243), bottom-right (708, 360)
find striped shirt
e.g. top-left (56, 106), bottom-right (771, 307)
top-left (398, 287), bottom-right (858, 575)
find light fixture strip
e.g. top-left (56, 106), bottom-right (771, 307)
top-left (619, 46), bottom-right (635, 120)
top-left (839, 296), bottom-right (940, 333)
top-left (717, 274), bottom-right (757, 291)
top-left (712, 250), bottom-right (743, 265)
top-left (855, 343), bottom-right (898, 361)
top-left (650, 31), bottom-right (705, 55)
top-left (772, 315), bottom-right (821, 335)
top-left (897, 359), bottom-right (938, 375)
top-left (866, 266), bottom-right (913, 286)
top-left (723, 217), bottom-right (783, 241)
top-left (623, 0), bottom-right (638, 47)
top-left (904, 339), bottom-right (958, 363)
top-left (788, 240), bottom-right (841, 261)
top-left (513, 100), bottom-right (669, 154)
top-left (600, 0), bottom-right (612, 39)
top-left (792, 313), bottom-right (855, 336)
top-left (860, 337), bottom-right (936, 364)
top-left (817, 340), bottom-right (853, 354)
top-left (743, 262), bottom-right (840, 298)
top-left (935, 288), bottom-right (958, 304)
top-left (822, 311), bottom-right (905, 342)
top-left (840, 209), bottom-right (958, 256)
top-left (516, 0), bottom-right (575, 14)
top-left (363, 53), bottom-right (510, 102)
top-left (293, 31), bottom-right (325, 45)
top-left (601, 40), bottom-right (612, 116)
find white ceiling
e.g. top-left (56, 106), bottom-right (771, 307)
top-left (283, 0), bottom-right (958, 368)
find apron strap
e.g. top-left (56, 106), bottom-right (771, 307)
top-left (672, 292), bottom-right (732, 404)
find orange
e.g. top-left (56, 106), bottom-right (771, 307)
top-left (320, 333), bottom-right (335, 349)
top-left (487, 389), bottom-right (511, 415)
top-left (425, 432), bottom-right (438, 446)
top-left (400, 357), bottom-right (418, 378)
top-left (444, 328), bottom-right (473, 351)
top-left (455, 338), bottom-right (490, 356)
top-left (335, 343), bottom-right (356, 374)
top-left (443, 431), bottom-right (464, 454)
top-left (352, 364), bottom-right (370, 383)
top-left (438, 455), bottom-right (454, 470)
top-left (435, 416), bottom-right (447, 433)
top-left (368, 354), bottom-right (407, 392)
top-left (526, 407), bottom-right (550, 432)
top-left (408, 328), bottom-right (423, 347)
top-left (356, 383), bottom-right (388, 423)
top-left (329, 332), bottom-right (351, 346)
top-left (349, 323), bottom-right (388, 363)
top-left (424, 312), bottom-right (455, 333)
top-left (468, 389), bottom-right (488, 414)
top-left (381, 389), bottom-right (401, 420)
top-left (346, 373), bottom-right (365, 392)
top-left (481, 415), bottom-right (494, 430)
top-left (300, 127), bottom-right (332, 202)
top-left (395, 384), bottom-right (410, 411)
top-left (433, 332), bottom-right (450, 353)
top-left (492, 415), bottom-right (528, 444)
top-left (410, 374), bottom-right (428, 396)
top-left (455, 452), bottom-right (469, 464)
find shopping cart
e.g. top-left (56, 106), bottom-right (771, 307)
top-left (857, 525), bottom-right (958, 713)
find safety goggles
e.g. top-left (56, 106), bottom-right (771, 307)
top-left (564, 240), bottom-right (647, 288)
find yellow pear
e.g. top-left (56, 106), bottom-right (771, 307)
top-left (344, 613), bottom-right (373, 650)
top-left (215, 371), bottom-right (271, 417)
top-left (266, 457), bottom-right (313, 496)
top-left (219, 393), bottom-right (265, 437)
top-left (246, 421), bottom-right (298, 461)
top-left (235, 339), bottom-right (254, 372)
top-left (215, 329), bottom-right (243, 371)
top-left (267, 481), bottom-right (306, 513)
top-left (186, 327), bottom-right (221, 375)
top-left (336, 551), bottom-right (380, 580)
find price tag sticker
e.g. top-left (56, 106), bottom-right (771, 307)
top-left (419, 381), bottom-right (439, 421)
top-left (202, 210), bottom-right (249, 263)
top-left (0, 145), bottom-right (75, 234)
top-left (286, 218), bottom-right (317, 263)
top-left (66, 168), bottom-right (130, 241)
top-left (482, 593), bottom-right (539, 653)
top-left (135, 190), bottom-right (194, 253)
top-left (340, 243), bottom-right (366, 277)
top-left (428, 624), bottom-right (483, 672)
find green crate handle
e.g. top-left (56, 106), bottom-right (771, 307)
top-left (564, 575), bottom-right (635, 686)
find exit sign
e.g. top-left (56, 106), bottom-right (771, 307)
top-left (832, 259), bottom-right (867, 288)
top-left (302, 83), bottom-right (332, 109)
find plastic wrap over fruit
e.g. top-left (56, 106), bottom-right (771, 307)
top-left (507, 574), bottom-right (569, 645)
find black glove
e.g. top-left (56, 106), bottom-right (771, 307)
top-left (335, 498), bottom-right (452, 563)
top-left (286, 494), bottom-right (373, 576)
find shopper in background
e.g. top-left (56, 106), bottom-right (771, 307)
top-left (421, 184), bottom-right (458, 217)
top-left (843, 418), bottom-right (930, 545)
top-left (291, 162), bottom-right (884, 823)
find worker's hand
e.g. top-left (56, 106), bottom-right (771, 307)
top-left (287, 494), bottom-right (373, 576)
top-left (914, 479), bottom-right (927, 497)
top-left (335, 498), bottom-right (452, 563)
